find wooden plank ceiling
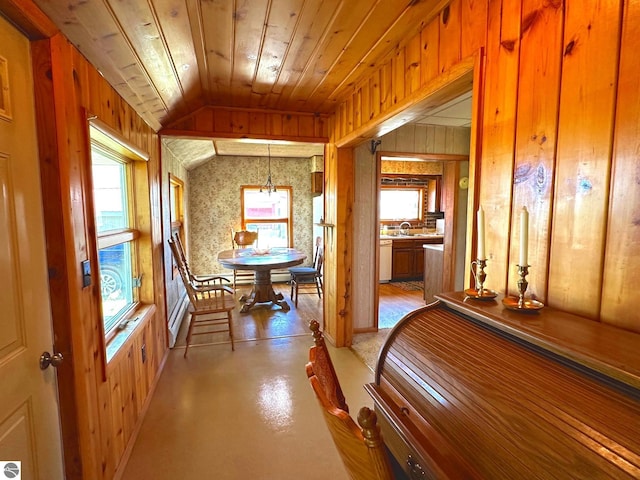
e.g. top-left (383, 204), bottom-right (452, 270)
top-left (33, 0), bottom-right (446, 133)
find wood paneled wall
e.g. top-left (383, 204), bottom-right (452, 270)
top-left (322, 141), bottom-right (354, 346)
top-left (32, 34), bottom-right (167, 479)
top-left (325, 0), bottom-right (640, 343)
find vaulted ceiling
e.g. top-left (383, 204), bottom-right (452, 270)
top-left (33, 1), bottom-right (475, 167)
top-left (33, 0), bottom-right (449, 132)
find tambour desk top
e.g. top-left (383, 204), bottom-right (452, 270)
top-left (367, 292), bottom-right (640, 479)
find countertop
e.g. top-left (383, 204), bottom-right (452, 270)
top-left (379, 233), bottom-right (444, 240)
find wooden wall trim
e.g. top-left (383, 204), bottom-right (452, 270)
top-left (335, 55), bottom-right (475, 149)
top-left (31, 36), bottom-right (83, 479)
top-left (0, 0), bottom-right (58, 39)
top-left (160, 105), bottom-right (329, 143)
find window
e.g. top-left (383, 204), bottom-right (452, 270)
top-left (241, 186), bottom-right (293, 247)
top-left (169, 174), bottom-right (184, 230)
top-left (379, 187), bottom-right (424, 223)
top-left (90, 122), bottom-right (147, 341)
top-left (169, 174), bottom-right (184, 278)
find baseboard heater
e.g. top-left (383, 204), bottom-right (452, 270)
top-left (168, 294), bottom-right (189, 348)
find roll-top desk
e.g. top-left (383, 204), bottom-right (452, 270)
top-left (365, 291), bottom-right (640, 479)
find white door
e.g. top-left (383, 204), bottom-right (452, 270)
top-left (0, 14), bottom-right (65, 480)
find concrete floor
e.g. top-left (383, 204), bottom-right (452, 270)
top-left (121, 335), bottom-right (374, 479)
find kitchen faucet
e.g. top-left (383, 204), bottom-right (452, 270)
top-left (399, 221), bottom-right (411, 235)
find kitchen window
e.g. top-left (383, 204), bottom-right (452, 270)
top-left (379, 186), bottom-right (424, 223)
top-left (241, 186), bottom-right (293, 247)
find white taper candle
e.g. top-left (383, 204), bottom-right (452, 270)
top-left (519, 206), bottom-right (529, 266)
top-left (477, 206), bottom-right (485, 260)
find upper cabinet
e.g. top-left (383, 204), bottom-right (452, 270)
top-left (426, 177), bottom-right (441, 212)
top-left (311, 171), bottom-right (323, 196)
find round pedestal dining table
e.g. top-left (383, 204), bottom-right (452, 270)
top-left (217, 247), bottom-right (306, 313)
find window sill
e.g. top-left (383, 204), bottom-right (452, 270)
top-left (105, 303), bottom-right (156, 364)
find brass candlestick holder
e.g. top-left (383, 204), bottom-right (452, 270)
top-left (502, 264), bottom-right (544, 311)
top-left (516, 264), bottom-right (529, 308)
top-left (464, 258), bottom-right (497, 300)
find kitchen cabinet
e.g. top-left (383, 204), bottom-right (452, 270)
top-left (426, 177), bottom-right (441, 212)
top-left (391, 238), bottom-right (439, 280)
top-left (311, 171), bottom-right (323, 196)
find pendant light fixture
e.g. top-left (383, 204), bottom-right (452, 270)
top-left (260, 144), bottom-right (277, 195)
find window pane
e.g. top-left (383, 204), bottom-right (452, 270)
top-left (242, 187), bottom-right (292, 247)
top-left (244, 189), bottom-right (289, 219)
top-left (380, 189), bottom-right (422, 221)
top-left (98, 242), bottom-right (134, 333)
top-left (92, 150), bottom-right (128, 233)
top-left (245, 223), bottom-right (288, 248)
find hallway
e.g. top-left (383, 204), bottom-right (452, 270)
top-left (121, 282), bottom-right (424, 478)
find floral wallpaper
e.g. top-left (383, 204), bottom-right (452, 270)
top-left (188, 155), bottom-right (316, 276)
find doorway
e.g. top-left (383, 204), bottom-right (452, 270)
top-left (373, 110), bottom-right (473, 331)
top-left (349, 80), bottom-right (477, 336)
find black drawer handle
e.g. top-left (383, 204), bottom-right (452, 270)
top-left (407, 454), bottom-right (427, 479)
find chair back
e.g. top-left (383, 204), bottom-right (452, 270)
top-left (306, 320), bottom-right (393, 480)
top-left (232, 230), bottom-right (258, 248)
top-left (168, 236), bottom-right (232, 304)
top-left (169, 235), bottom-right (235, 356)
top-left (171, 233), bottom-right (190, 272)
top-left (313, 245), bottom-right (324, 274)
top-left (306, 320), bottom-right (347, 411)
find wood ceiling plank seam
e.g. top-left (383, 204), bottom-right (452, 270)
top-left (269, 0), bottom-right (319, 100)
top-left (150, 0), bottom-right (204, 116)
top-left (307, 0), bottom-right (407, 104)
top-left (102, 0), bottom-right (184, 115)
top-left (97, 0), bottom-right (171, 115)
top-left (257, 0), bottom-right (309, 107)
top-left (185, 0), bottom-right (213, 104)
top-left (233, 0), bottom-right (270, 101)
top-left (240, 0), bottom-right (272, 100)
top-left (267, 0), bottom-right (341, 110)
top-left (254, 0), bottom-right (304, 107)
top-left (318, 0), bottom-right (450, 112)
top-left (200, 0), bottom-right (234, 97)
top-left (276, 0), bottom-right (347, 108)
top-left (288, 0), bottom-right (377, 104)
top-left (33, 0), bottom-right (167, 129)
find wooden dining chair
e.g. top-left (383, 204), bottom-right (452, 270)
top-left (306, 320), bottom-right (394, 480)
top-left (231, 229), bottom-right (259, 289)
top-left (289, 236), bottom-right (323, 306)
top-left (168, 236), bottom-right (235, 357)
top-left (171, 233), bottom-right (232, 290)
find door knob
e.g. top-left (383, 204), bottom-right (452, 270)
top-left (39, 351), bottom-right (64, 370)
